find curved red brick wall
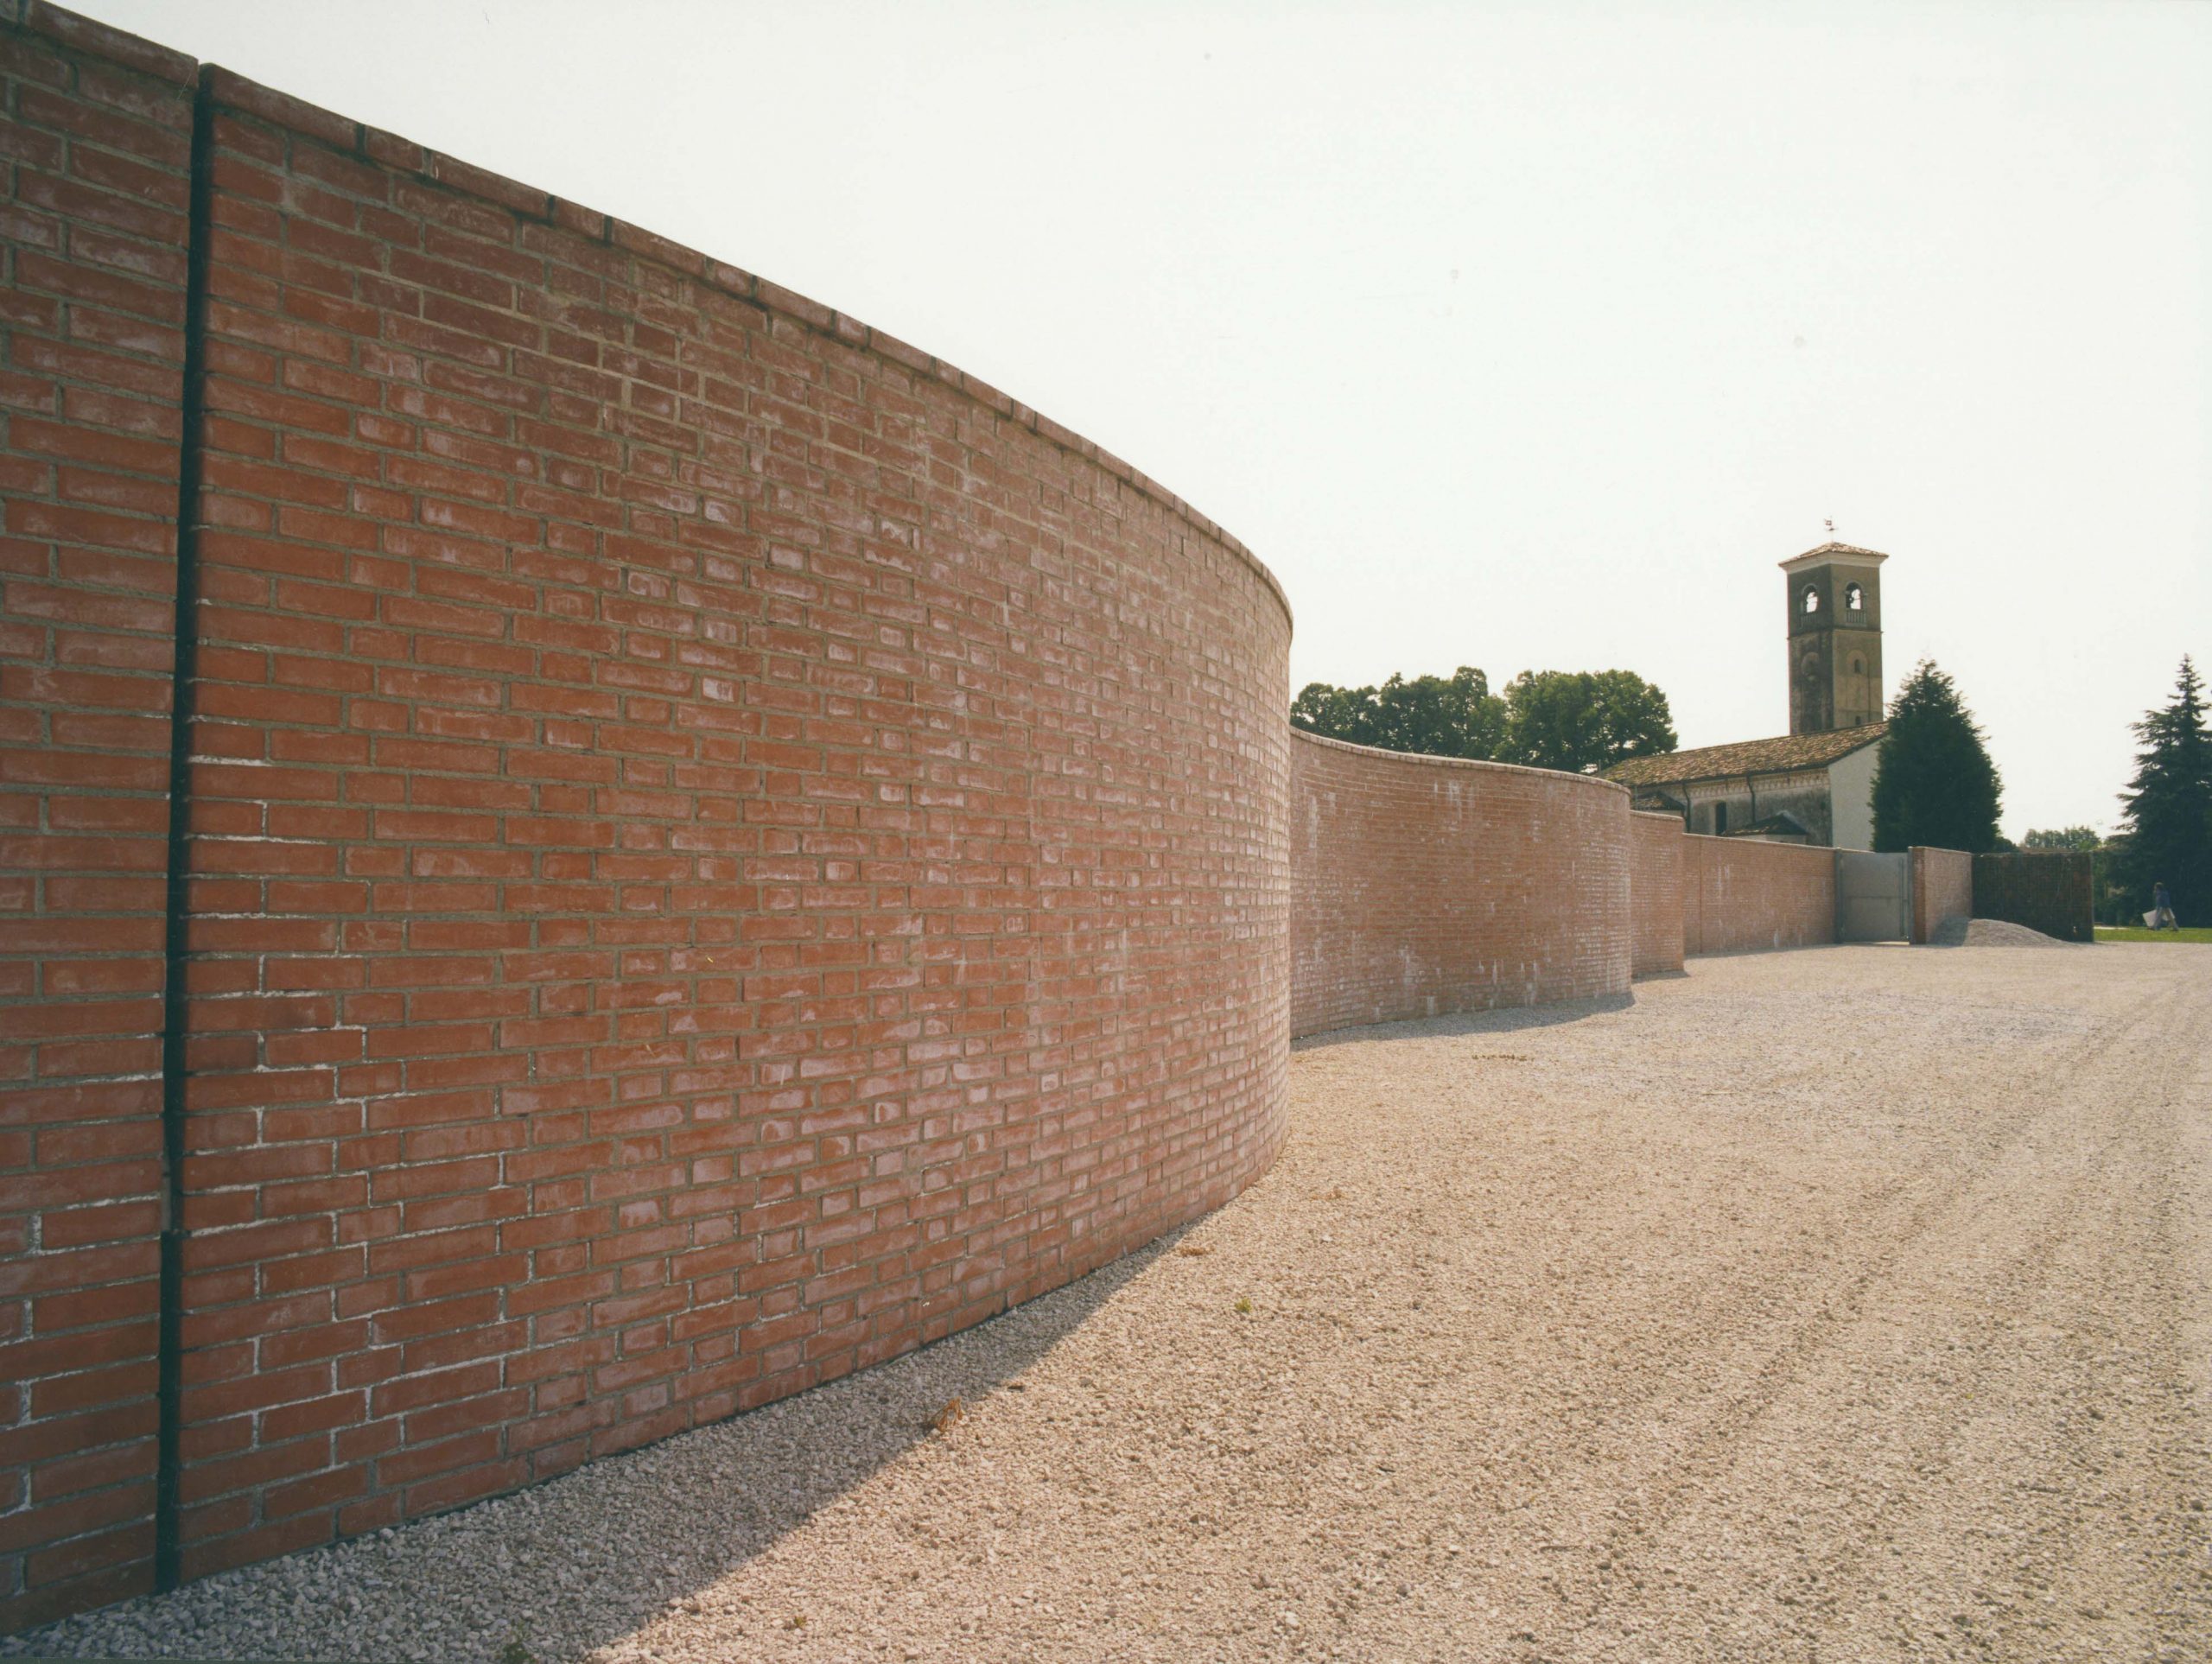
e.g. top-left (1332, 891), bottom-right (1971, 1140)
top-left (1287, 731), bottom-right (1631, 1037)
top-left (4, 1), bottom-right (1955, 1630)
top-left (1629, 811), bottom-right (1686, 977)
top-left (160, 69), bottom-right (1295, 1585)
top-left (1682, 835), bottom-right (1835, 956)
top-left (1, 6), bottom-right (1293, 1617)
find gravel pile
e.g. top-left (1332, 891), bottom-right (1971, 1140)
top-left (11, 943), bottom-right (2209, 1662)
top-left (1930, 917), bottom-right (2072, 948)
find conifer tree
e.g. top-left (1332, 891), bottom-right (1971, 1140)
top-left (1871, 660), bottom-right (2004, 853)
top-left (2113, 657), bottom-right (2212, 918)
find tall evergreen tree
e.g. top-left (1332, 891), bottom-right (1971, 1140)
top-left (1871, 660), bottom-right (2004, 853)
top-left (2113, 657), bottom-right (2212, 919)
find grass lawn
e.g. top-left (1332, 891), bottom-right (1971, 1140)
top-left (2094, 924), bottom-right (2212, 943)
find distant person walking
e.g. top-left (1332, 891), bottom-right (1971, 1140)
top-left (2151, 880), bottom-right (2178, 930)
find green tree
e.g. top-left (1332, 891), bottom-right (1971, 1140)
top-left (1288, 679), bottom-right (1376, 746)
top-left (2089, 843), bottom-right (2136, 925)
top-left (1290, 666), bottom-right (1507, 760)
top-left (2113, 657), bottom-right (2212, 919)
top-left (1291, 664), bottom-right (1676, 771)
top-left (2020, 826), bottom-right (2101, 851)
top-left (1367, 667), bottom-right (1510, 759)
top-left (1501, 669), bottom-right (1677, 773)
top-left (1871, 660), bottom-right (2004, 853)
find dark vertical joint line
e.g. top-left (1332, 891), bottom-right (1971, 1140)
top-left (156, 67), bottom-right (218, 1597)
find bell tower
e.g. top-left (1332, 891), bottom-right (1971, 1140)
top-left (1782, 542), bottom-right (1885, 735)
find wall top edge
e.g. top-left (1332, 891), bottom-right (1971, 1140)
top-left (1681, 832), bottom-right (1833, 854)
top-left (5, 3), bottom-right (1294, 638)
top-left (1630, 809), bottom-right (1687, 823)
top-left (1288, 725), bottom-right (1633, 799)
top-left (16, 0), bottom-right (194, 84)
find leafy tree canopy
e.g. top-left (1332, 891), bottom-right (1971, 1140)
top-left (1871, 660), bottom-right (2004, 853)
top-left (1501, 669), bottom-right (1678, 774)
top-left (2113, 656), bottom-right (2212, 918)
top-left (2020, 826), bottom-right (2103, 852)
top-left (1290, 666), bottom-right (1507, 760)
top-left (1291, 665), bottom-right (1675, 774)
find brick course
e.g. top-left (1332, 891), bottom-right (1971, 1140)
top-left (1681, 835), bottom-right (1835, 956)
top-left (3, 3), bottom-right (1294, 1620)
top-left (1909, 846), bottom-right (1974, 945)
top-left (0, 3), bottom-right (194, 1629)
top-left (1287, 731), bottom-right (1631, 1037)
top-left (1628, 811), bottom-right (1685, 978)
top-left (0, 2), bottom-right (1985, 1631)
top-left (160, 67), bottom-right (1294, 1585)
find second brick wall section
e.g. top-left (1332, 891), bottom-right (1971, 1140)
top-left (1629, 812), bottom-right (1686, 978)
top-left (1287, 731), bottom-right (1633, 1038)
top-left (1910, 847), bottom-right (1974, 944)
top-left (1683, 835), bottom-right (1836, 956)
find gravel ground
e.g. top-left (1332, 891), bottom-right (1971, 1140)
top-left (1930, 918), bottom-right (2072, 948)
top-left (12, 942), bottom-right (2211, 1664)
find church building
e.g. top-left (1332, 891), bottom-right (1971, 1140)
top-left (1605, 543), bottom-right (1890, 848)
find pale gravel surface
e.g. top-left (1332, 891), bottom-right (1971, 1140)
top-left (1931, 918), bottom-right (2073, 948)
top-left (11, 943), bottom-right (2211, 1663)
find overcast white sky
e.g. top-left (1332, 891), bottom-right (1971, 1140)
top-left (87, 0), bottom-right (2210, 837)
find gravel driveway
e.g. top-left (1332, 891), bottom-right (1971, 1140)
top-left (13, 943), bottom-right (2211, 1663)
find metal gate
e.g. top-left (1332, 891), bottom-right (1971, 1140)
top-left (1835, 849), bottom-right (1910, 942)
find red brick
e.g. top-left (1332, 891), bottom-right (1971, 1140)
top-left (1288, 732), bottom-right (1631, 1034)
top-left (1909, 846), bottom-right (1972, 945)
top-left (0, 5), bottom-right (1851, 1630)
top-left (1681, 834), bottom-right (1836, 956)
top-left (0, 3), bottom-right (184, 1623)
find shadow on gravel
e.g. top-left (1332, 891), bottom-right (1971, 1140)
top-left (3, 1243), bottom-right (1173, 1664)
top-left (1292, 990), bottom-right (1636, 1052)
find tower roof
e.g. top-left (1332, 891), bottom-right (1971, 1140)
top-left (1779, 541), bottom-right (1888, 573)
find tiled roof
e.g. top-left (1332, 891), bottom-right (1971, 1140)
top-left (1603, 722), bottom-right (1887, 788)
top-left (1726, 813), bottom-right (1811, 840)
